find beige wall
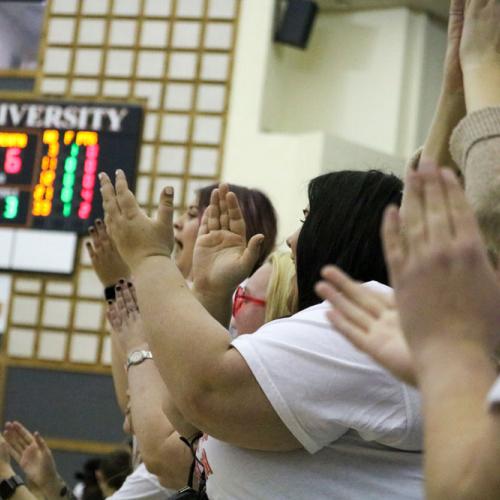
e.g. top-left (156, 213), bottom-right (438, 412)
top-left (222, 0), bottom-right (447, 241)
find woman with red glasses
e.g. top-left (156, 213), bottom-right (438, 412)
top-left (231, 251), bottom-right (297, 336)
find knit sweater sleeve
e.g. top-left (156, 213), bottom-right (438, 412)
top-left (450, 107), bottom-right (500, 255)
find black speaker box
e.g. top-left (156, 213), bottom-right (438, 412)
top-left (275, 0), bottom-right (318, 49)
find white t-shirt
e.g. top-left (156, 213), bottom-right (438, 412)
top-left (488, 376), bottom-right (500, 409)
top-left (106, 463), bottom-right (174, 499)
top-left (198, 282), bottom-right (424, 500)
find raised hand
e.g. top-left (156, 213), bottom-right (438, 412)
top-left (384, 165), bottom-right (500, 356)
top-left (99, 170), bottom-right (175, 271)
top-left (86, 219), bottom-right (130, 287)
top-left (3, 422), bottom-right (60, 495)
top-left (107, 281), bottom-right (147, 354)
top-left (460, 0), bottom-right (500, 111)
top-left (443, 0), bottom-right (465, 94)
top-left (192, 184), bottom-right (264, 295)
top-left (315, 266), bottom-right (416, 386)
top-left (0, 434), bottom-right (13, 478)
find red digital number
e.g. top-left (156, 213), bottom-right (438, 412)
top-left (78, 202), bottom-right (92, 220)
top-left (86, 144), bottom-right (99, 159)
top-left (80, 188), bottom-right (93, 203)
top-left (82, 173), bottom-right (96, 190)
top-left (4, 147), bottom-right (22, 174)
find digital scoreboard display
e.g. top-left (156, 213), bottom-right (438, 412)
top-left (0, 99), bottom-right (143, 234)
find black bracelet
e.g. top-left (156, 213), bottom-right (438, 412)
top-left (59, 481), bottom-right (77, 499)
top-left (104, 285), bottom-right (117, 301)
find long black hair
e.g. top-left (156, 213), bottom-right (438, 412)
top-left (296, 170), bottom-right (403, 311)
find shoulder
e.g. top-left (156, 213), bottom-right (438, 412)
top-left (233, 281), bottom-right (392, 361)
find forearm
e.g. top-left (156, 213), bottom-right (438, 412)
top-left (126, 338), bottom-right (201, 488)
top-left (421, 91), bottom-right (465, 171)
top-left (128, 358), bottom-right (177, 464)
top-left (134, 256), bottom-right (232, 415)
top-left (192, 285), bottom-right (233, 328)
top-left (464, 67), bottom-right (500, 113)
top-left (0, 466), bottom-right (37, 500)
top-left (161, 385), bottom-right (200, 438)
top-left (415, 341), bottom-right (500, 499)
top-left (111, 334), bottom-right (128, 414)
top-left (9, 487), bottom-right (36, 500)
top-left (40, 476), bottom-right (71, 500)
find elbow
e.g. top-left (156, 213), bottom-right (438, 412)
top-left (140, 431), bottom-right (194, 491)
top-left (141, 453), bottom-right (185, 491)
top-left (178, 388), bottom-right (219, 435)
top-left (158, 470), bottom-right (187, 492)
top-left (140, 449), bottom-right (167, 480)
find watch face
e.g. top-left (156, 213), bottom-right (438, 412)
top-left (129, 351), bottom-right (143, 364)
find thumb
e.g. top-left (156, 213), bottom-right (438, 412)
top-left (241, 234), bottom-right (265, 272)
top-left (157, 186), bottom-right (174, 228)
top-left (33, 433), bottom-right (49, 454)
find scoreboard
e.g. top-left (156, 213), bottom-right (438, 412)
top-left (0, 99), bottom-right (143, 234)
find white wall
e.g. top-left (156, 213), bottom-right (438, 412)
top-left (222, 0), bottom-right (447, 240)
top-left (263, 8), bottom-right (410, 155)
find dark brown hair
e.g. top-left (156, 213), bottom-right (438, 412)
top-left (198, 184), bottom-right (277, 274)
top-left (99, 450), bottom-right (132, 492)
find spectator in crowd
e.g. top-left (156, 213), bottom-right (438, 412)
top-left (87, 182), bottom-right (278, 493)
top-left (96, 450), bottom-right (132, 498)
top-left (98, 168), bottom-right (422, 499)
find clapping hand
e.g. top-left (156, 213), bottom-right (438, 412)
top-left (3, 422), bottom-right (60, 496)
top-left (99, 170), bottom-right (175, 271)
top-left (107, 282), bottom-right (148, 354)
top-left (316, 266), bottom-right (416, 386)
top-left (86, 219), bottom-right (131, 287)
top-left (460, 0), bottom-right (500, 111)
top-left (192, 184), bottom-right (264, 295)
top-left (384, 164), bottom-right (500, 356)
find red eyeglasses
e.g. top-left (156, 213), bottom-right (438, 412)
top-left (232, 285), bottom-right (267, 317)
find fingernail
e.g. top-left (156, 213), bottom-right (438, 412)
top-left (165, 186), bottom-right (173, 195)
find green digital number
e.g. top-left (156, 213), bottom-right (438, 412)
top-left (3, 195), bottom-right (19, 219)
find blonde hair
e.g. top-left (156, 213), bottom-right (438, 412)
top-left (265, 251), bottom-right (297, 323)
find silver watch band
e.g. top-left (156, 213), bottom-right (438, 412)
top-left (126, 350), bottom-right (153, 371)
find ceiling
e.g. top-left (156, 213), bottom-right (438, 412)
top-left (316, 0), bottom-right (450, 21)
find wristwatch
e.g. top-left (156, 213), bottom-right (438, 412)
top-left (126, 350), bottom-right (153, 371)
top-left (0, 475), bottom-right (24, 499)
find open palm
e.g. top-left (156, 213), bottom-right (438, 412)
top-left (4, 422), bottom-right (58, 490)
top-left (192, 184), bottom-right (264, 294)
top-left (316, 266), bottom-right (417, 386)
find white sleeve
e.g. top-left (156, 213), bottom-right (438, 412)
top-left (487, 376), bottom-right (500, 410)
top-left (232, 299), bottom-right (422, 455)
top-left (106, 464), bottom-right (174, 499)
